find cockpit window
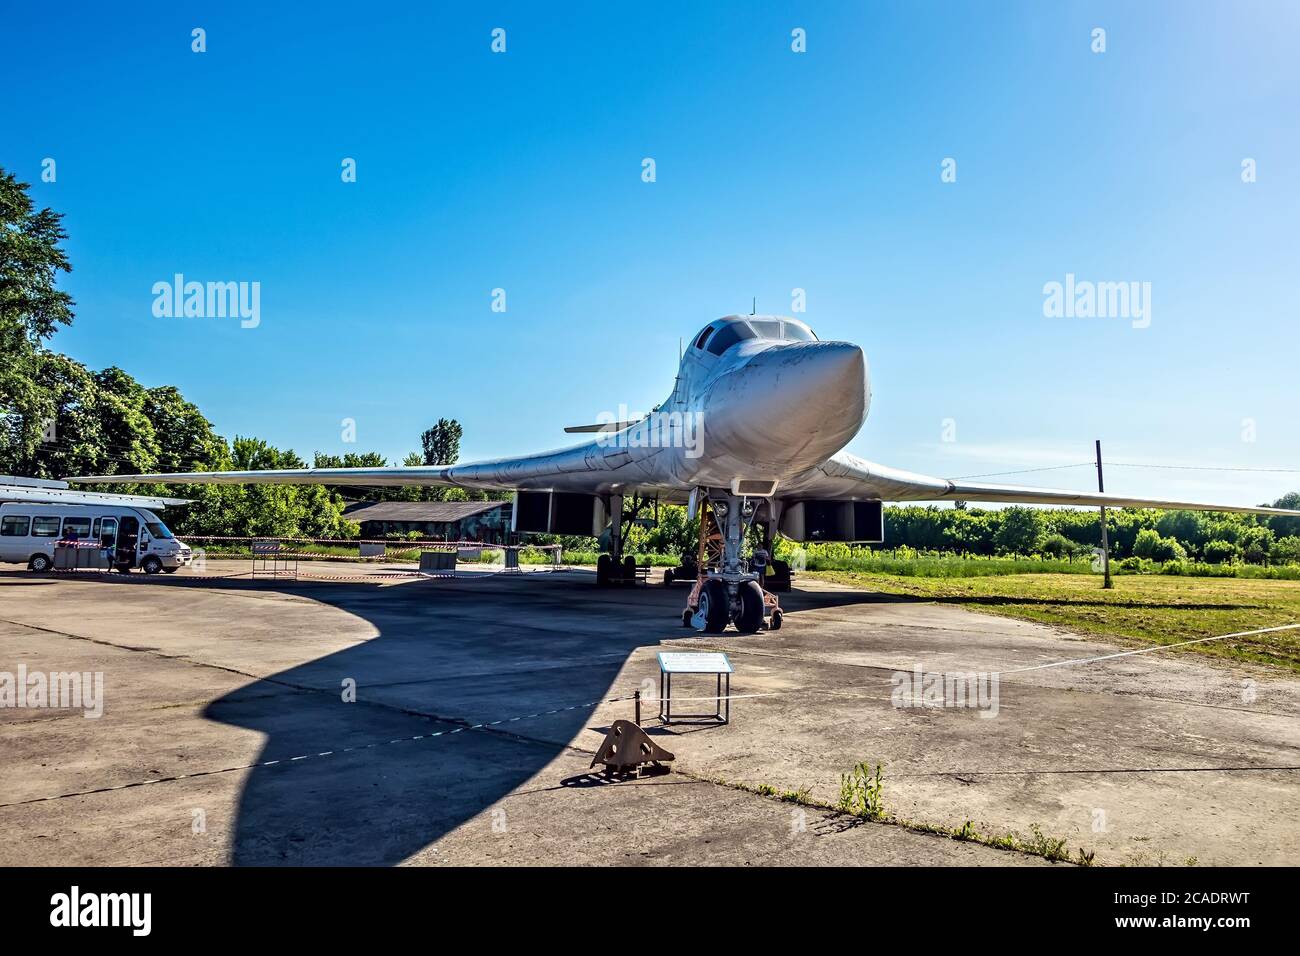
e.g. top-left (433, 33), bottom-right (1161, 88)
top-left (694, 326), bottom-right (714, 350)
top-left (750, 320), bottom-right (783, 339)
top-left (783, 321), bottom-right (817, 342)
top-left (706, 321), bottom-right (756, 356)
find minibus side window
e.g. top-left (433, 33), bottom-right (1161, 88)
top-left (62, 516), bottom-right (92, 538)
top-left (31, 517), bottom-right (61, 537)
top-left (1, 516), bottom-right (31, 537)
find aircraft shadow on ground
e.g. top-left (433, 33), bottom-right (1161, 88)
top-left (181, 572), bottom-right (984, 865)
top-left (173, 572), bottom-right (806, 865)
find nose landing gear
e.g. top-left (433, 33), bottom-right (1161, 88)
top-left (681, 490), bottom-right (783, 634)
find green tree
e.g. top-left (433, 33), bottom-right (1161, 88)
top-left (145, 385), bottom-right (227, 473)
top-left (1041, 532), bottom-right (1073, 560)
top-left (0, 167), bottom-right (76, 471)
top-left (1239, 525), bottom-right (1274, 564)
top-left (421, 419), bottom-right (462, 465)
top-left (1202, 539), bottom-right (1240, 564)
top-left (1156, 511), bottom-right (1207, 552)
top-left (994, 507), bottom-right (1044, 555)
top-left (1267, 493), bottom-right (1300, 539)
top-left (168, 436), bottom-right (356, 540)
top-left (13, 352), bottom-right (100, 477)
top-left (90, 367), bottom-right (159, 475)
top-left (1269, 536), bottom-right (1300, 565)
top-left (1133, 528), bottom-right (1186, 562)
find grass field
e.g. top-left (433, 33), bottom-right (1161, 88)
top-left (796, 550), bottom-right (1300, 579)
top-left (808, 570), bottom-right (1300, 673)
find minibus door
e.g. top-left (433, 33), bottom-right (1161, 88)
top-left (115, 516), bottom-right (139, 567)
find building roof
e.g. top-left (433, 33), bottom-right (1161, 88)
top-left (343, 500), bottom-right (509, 523)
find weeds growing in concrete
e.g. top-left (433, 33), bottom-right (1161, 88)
top-left (837, 762), bottom-right (885, 821)
top-left (754, 783), bottom-right (813, 804)
top-left (714, 761), bottom-right (1097, 866)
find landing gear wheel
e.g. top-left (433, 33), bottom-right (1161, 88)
top-left (768, 608), bottom-right (783, 631)
top-left (28, 554), bottom-right (51, 572)
top-left (698, 578), bottom-right (730, 634)
top-left (663, 568), bottom-right (674, 586)
top-left (114, 564), bottom-right (132, 574)
top-left (163, 566), bottom-right (180, 574)
top-left (142, 556), bottom-right (163, 575)
top-left (681, 608), bottom-right (693, 627)
top-left (622, 556), bottom-right (636, 581)
top-left (596, 553), bottom-right (612, 587)
top-left (734, 580), bottom-right (764, 634)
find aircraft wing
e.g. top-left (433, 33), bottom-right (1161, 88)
top-left (781, 451), bottom-right (1300, 516)
top-left (67, 440), bottom-right (691, 498)
top-left (67, 447), bottom-right (1300, 516)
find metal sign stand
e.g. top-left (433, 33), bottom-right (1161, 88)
top-left (657, 651), bottom-right (734, 725)
top-left (251, 540), bottom-right (298, 580)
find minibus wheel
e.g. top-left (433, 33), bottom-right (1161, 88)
top-left (141, 556), bottom-right (163, 574)
top-left (28, 554), bottom-right (52, 572)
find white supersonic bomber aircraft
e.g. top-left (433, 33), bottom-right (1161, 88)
top-left (71, 315), bottom-right (1300, 634)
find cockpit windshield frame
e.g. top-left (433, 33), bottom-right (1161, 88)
top-left (691, 317), bottom-right (819, 356)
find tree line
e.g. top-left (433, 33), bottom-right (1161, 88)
top-left (880, 502), bottom-right (1300, 566)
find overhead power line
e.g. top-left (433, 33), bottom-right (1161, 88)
top-left (951, 463), bottom-right (1093, 480)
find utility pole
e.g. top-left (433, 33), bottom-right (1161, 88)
top-left (1096, 439), bottom-right (1112, 589)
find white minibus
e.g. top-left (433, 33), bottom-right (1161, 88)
top-left (0, 503), bottom-right (193, 573)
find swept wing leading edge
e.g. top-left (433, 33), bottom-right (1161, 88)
top-left (66, 439), bottom-right (683, 497)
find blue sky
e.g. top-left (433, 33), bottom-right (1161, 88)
top-left (4, 0), bottom-right (1298, 505)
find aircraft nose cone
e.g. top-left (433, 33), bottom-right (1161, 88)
top-left (704, 341), bottom-right (869, 470)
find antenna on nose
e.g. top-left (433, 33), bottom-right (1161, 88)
top-left (751, 297), bottom-right (756, 316)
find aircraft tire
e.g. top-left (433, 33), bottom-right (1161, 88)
top-left (699, 578), bottom-right (730, 634)
top-left (596, 554), bottom-right (612, 586)
top-left (734, 580), bottom-right (764, 634)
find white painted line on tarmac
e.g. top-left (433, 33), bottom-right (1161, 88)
top-left (999, 623), bottom-right (1300, 676)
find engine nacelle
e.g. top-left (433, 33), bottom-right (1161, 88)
top-left (780, 499), bottom-right (883, 543)
top-left (512, 491), bottom-right (607, 537)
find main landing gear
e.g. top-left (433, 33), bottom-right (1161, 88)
top-left (594, 492), bottom-right (644, 587)
top-left (680, 490), bottom-right (783, 635)
top-left (595, 553), bottom-right (637, 587)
